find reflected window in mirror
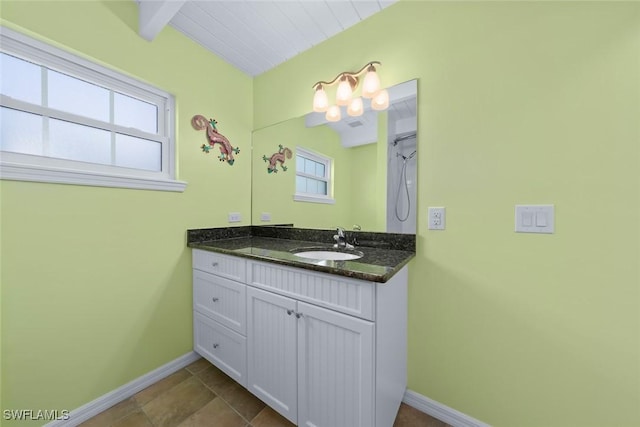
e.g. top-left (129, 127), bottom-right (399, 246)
top-left (294, 147), bottom-right (335, 205)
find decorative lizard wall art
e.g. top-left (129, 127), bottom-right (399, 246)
top-left (191, 115), bottom-right (240, 165)
top-left (263, 145), bottom-right (292, 173)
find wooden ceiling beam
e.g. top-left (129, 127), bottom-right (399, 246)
top-left (138, 0), bottom-right (186, 41)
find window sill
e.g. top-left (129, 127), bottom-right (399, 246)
top-left (293, 194), bottom-right (335, 204)
top-left (0, 161), bottom-right (187, 192)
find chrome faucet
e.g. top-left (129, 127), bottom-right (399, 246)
top-left (333, 227), bottom-right (346, 248)
top-left (333, 227), bottom-right (354, 250)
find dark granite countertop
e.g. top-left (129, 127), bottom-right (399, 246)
top-left (187, 226), bottom-right (415, 283)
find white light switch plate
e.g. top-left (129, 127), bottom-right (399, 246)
top-left (228, 212), bottom-right (242, 223)
top-left (515, 205), bottom-right (554, 233)
top-left (428, 207), bottom-right (446, 230)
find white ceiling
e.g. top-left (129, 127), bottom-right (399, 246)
top-left (137, 0), bottom-right (397, 77)
top-left (137, 0), bottom-right (413, 147)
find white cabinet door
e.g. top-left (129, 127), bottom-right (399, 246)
top-left (297, 301), bottom-right (375, 427)
top-left (246, 287), bottom-right (298, 424)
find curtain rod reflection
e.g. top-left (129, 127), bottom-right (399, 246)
top-left (392, 133), bottom-right (417, 146)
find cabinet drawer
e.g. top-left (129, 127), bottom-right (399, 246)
top-left (194, 311), bottom-right (247, 387)
top-left (193, 249), bottom-right (246, 282)
top-left (194, 270), bottom-right (246, 334)
top-left (247, 260), bottom-right (375, 321)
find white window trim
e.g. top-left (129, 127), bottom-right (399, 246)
top-left (293, 193), bottom-right (335, 205)
top-left (293, 146), bottom-right (335, 205)
top-left (0, 26), bottom-right (187, 192)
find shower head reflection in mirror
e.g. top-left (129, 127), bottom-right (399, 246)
top-left (390, 133), bottom-right (417, 230)
top-left (251, 79), bottom-right (417, 234)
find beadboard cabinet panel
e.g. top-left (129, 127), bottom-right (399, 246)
top-left (297, 301), bottom-right (375, 427)
top-left (246, 287), bottom-right (299, 424)
top-left (247, 259), bottom-right (375, 321)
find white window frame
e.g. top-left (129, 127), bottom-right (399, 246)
top-left (0, 27), bottom-right (186, 192)
top-left (294, 146), bottom-right (335, 204)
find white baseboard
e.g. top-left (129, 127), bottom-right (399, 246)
top-left (45, 351), bottom-right (200, 427)
top-left (403, 389), bottom-right (491, 427)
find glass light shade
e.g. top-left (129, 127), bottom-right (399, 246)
top-left (347, 97), bottom-right (364, 117)
top-left (336, 78), bottom-right (352, 106)
top-left (325, 105), bottom-right (341, 122)
top-left (313, 86), bottom-right (329, 112)
top-left (361, 69), bottom-right (380, 98)
top-left (371, 89), bottom-right (389, 111)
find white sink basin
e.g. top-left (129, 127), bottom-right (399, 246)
top-left (293, 250), bottom-right (363, 261)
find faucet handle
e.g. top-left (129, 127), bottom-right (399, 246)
top-left (336, 227), bottom-right (345, 238)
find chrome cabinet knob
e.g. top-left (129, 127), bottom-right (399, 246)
top-left (212, 297), bottom-right (219, 302)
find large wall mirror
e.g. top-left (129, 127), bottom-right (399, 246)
top-left (251, 79), bottom-right (417, 234)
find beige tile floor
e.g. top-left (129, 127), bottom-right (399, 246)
top-left (80, 358), bottom-right (451, 427)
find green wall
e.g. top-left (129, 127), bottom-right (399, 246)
top-left (0, 1), bottom-right (252, 425)
top-left (254, 2), bottom-right (640, 426)
top-left (346, 142), bottom-right (381, 232)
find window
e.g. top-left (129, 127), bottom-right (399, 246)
top-left (294, 147), bottom-right (334, 204)
top-left (0, 27), bottom-right (185, 191)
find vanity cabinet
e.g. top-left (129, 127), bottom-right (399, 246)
top-left (247, 286), bottom-right (374, 426)
top-left (192, 249), bottom-right (408, 427)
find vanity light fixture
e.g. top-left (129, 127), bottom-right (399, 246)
top-left (347, 96), bottom-right (364, 117)
top-left (312, 61), bottom-right (389, 121)
top-left (325, 105), bottom-right (341, 122)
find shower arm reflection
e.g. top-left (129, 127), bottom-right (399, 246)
top-left (394, 148), bottom-right (416, 222)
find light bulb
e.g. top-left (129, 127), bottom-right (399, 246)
top-left (336, 76), bottom-right (353, 106)
top-left (371, 89), bottom-right (389, 111)
top-left (361, 66), bottom-right (380, 99)
top-left (347, 97), bottom-right (364, 117)
top-left (326, 105), bottom-right (341, 122)
top-left (313, 85), bottom-right (329, 112)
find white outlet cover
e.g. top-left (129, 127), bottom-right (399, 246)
top-left (228, 212), bottom-right (242, 223)
top-left (260, 212), bottom-right (271, 222)
top-left (428, 207), bottom-right (446, 230)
